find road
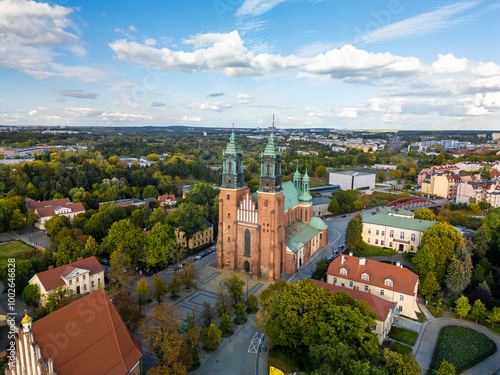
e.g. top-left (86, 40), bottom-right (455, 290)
top-left (289, 212), bottom-right (358, 282)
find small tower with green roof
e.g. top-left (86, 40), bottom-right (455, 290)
top-left (259, 119), bottom-right (283, 192)
top-left (299, 169), bottom-right (312, 203)
top-left (293, 166), bottom-right (301, 192)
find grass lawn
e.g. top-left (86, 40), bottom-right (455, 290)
top-left (392, 342), bottom-right (413, 355)
top-left (401, 311), bottom-right (427, 323)
top-left (0, 240), bottom-right (37, 267)
top-left (430, 326), bottom-right (497, 373)
top-left (427, 306), bottom-right (443, 318)
top-left (388, 327), bottom-right (418, 346)
top-left (352, 244), bottom-right (397, 258)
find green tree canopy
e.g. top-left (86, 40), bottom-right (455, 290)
top-left (414, 207), bottom-right (436, 221)
top-left (146, 222), bottom-right (175, 266)
top-left (102, 219), bottom-right (144, 263)
top-left (167, 202), bottom-right (209, 240)
top-left (455, 295), bottom-right (471, 319)
top-left (224, 274), bottom-right (245, 304)
top-left (345, 214), bottom-right (363, 250)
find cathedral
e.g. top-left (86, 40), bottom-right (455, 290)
top-left (217, 129), bottom-right (329, 281)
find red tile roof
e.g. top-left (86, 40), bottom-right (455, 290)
top-left (33, 256), bottom-right (103, 292)
top-left (26, 197), bottom-right (70, 210)
top-left (311, 279), bottom-right (395, 321)
top-left (158, 194), bottom-right (177, 203)
top-left (327, 255), bottom-right (419, 296)
top-left (32, 289), bottom-right (142, 375)
top-left (34, 202), bottom-right (85, 219)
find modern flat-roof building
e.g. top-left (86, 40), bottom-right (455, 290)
top-left (329, 171), bottom-right (375, 191)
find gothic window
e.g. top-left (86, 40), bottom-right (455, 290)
top-left (244, 230), bottom-right (250, 257)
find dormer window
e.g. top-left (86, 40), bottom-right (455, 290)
top-left (361, 274), bottom-right (369, 281)
top-left (385, 279), bottom-right (393, 287)
top-left (340, 268), bottom-right (347, 276)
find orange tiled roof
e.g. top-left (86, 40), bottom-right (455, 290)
top-left (32, 289), bottom-right (142, 375)
top-left (158, 194), bottom-right (177, 203)
top-left (33, 256), bottom-right (103, 292)
top-left (327, 255), bottom-right (419, 296)
top-left (34, 202), bottom-right (85, 218)
top-left (310, 279), bottom-right (395, 321)
top-left (26, 197), bottom-right (70, 210)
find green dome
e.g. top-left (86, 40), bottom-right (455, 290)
top-left (293, 166), bottom-right (301, 178)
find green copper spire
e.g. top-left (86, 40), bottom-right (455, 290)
top-left (223, 129), bottom-right (243, 156)
top-left (293, 165), bottom-right (301, 192)
top-left (222, 127), bottom-right (245, 189)
top-left (259, 116), bottom-right (283, 192)
top-left (299, 168), bottom-right (312, 203)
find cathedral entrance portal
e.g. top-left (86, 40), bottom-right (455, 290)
top-left (244, 261), bottom-right (250, 273)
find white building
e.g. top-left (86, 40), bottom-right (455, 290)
top-left (329, 171), bottom-right (376, 190)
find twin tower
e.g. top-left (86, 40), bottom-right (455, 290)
top-left (217, 129), bottom-right (328, 281)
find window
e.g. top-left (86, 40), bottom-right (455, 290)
top-left (349, 281), bottom-right (353, 287)
top-left (84, 284), bottom-right (87, 291)
top-left (411, 245), bottom-right (414, 251)
top-left (372, 325), bottom-right (376, 331)
top-left (69, 279), bottom-right (72, 285)
top-left (375, 239), bottom-right (378, 245)
top-left (400, 232), bottom-right (405, 240)
top-left (365, 285), bottom-right (369, 292)
top-left (228, 212), bottom-right (230, 217)
top-left (385, 279), bottom-right (393, 287)
top-left (411, 233), bottom-right (416, 242)
top-left (376, 230), bottom-right (379, 235)
top-left (227, 225), bottom-right (230, 229)
top-left (367, 238), bottom-right (370, 243)
top-left (398, 306), bottom-right (403, 312)
top-left (389, 230), bottom-right (394, 238)
top-left (334, 277), bottom-right (337, 284)
top-left (91, 280), bottom-right (95, 288)
top-left (98, 278), bottom-right (101, 285)
top-left (362, 274), bottom-right (369, 281)
top-left (76, 277), bottom-right (79, 282)
top-left (244, 229), bottom-right (251, 257)
top-left (228, 237), bottom-right (230, 242)
top-left (380, 289), bottom-right (385, 296)
top-left (400, 295), bottom-right (404, 301)
top-left (340, 269), bottom-right (347, 276)
top-left (381, 240), bottom-right (384, 246)
top-left (227, 193), bottom-right (230, 200)
top-left (368, 229), bottom-right (371, 234)
top-left (389, 242), bottom-right (392, 247)
top-left (381, 231), bottom-right (385, 236)
top-left (70, 289), bottom-right (73, 294)
top-left (83, 275), bottom-right (86, 280)
top-left (320, 233), bottom-right (323, 240)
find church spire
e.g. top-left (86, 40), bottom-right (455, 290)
top-left (222, 127), bottom-right (245, 189)
top-left (299, 168), bottom-right (312, 203)
top-left (293, 165), bottom-right (301, 191)
top-left (259, 116), bottom-right (282, 192)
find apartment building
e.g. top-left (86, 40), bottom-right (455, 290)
top-left (175, 219), bottom-right (214, 250)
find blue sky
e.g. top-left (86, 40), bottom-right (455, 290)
top-left (1, 0), bottom-right (500, 130)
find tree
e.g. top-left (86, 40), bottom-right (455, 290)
top-left (167, 203), bottom-right (209, 240)
top-left (152, 277), bottom-right (168, 304)
top-left (146, 154), bottom-right (160, 162)
top-left (45, 287), bottom-right (67, 314)
top-left (140, 304), bottom-right (192, 374)
top-left (45, 215), bottom-right (71, 240)
top-left (180, 261), bottom-right (195, 290)
top-left (201, 301), bottom-right (215, 327)
top-left (486, 307), bottom-right (500, 327)
top-left (25, 209), bottom-right (39, 227)
top-left (412, 245), bottom-right (436, 280)
top-left (445, 257), bottom-right (472, 299)
top-left (414, 208), bottom-right (436, 221)
top-left (419, 223), bottom-right (462, 283)
top-left (142, 185), bottom-right (159, 199)
top-left (234, 303), bottom-right (246, 324)
top-left (328, 197), bottom-right (341, 215)
top-left (455, 295), bottom-right (471, 319)
top-left (84, 235), bottom-right (99, 256)
top-left (419, 271), bottom-right (440, 301)
top-left (470, 204), bottom-right (481, 214)
top-left (215, 289), bottom-right (232, 316)
top-left (112, 288), bottom-right (142, 330)
top-left (345, 214), bottom-right (363, 250)
top-left (168, 276), bottom-right (182, 300)
top-left (315, 165), bottom-right (327, 177)
top-left (109, 249), bottom-right (132, 286)
top-left (21, 284), bottom-right (40, 307)
top-left (224, 274), bottom-right (245, 304)
top-left (246, 294), bottom-right (258, 314)
top-left (259, 279), bottom-right (288, 317)
top-left (103, 219), bottom-right (144, 264)
top-left (56, 236), bottom-right (83, 266)
top-left (146, 222), bottom-right (175, 266)
top-left (219, 313), bottom-right (233, 335)
top-left (436, 359), bottom-right (456, 375)
top-left (83, 211), bottom-right (111, 241)
top-left (169, 243), bottom-right (187, 275)
top-left (135, 279), bottom-right (151, 307)
top-left (200, 323), bottom-right (221, 352)
top-left (384, 349), bottom-right (421, 375)
top-left (9, 209), bottom-right (26, 229)
top-left (311, 257), bottom-right (330, 281)
top-left (472, 228), bottom-right (488, 259)
top-left (470, 299), bottom-right (487, 323)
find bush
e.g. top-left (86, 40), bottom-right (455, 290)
top-left (430, 326), bottom-right (497, 373)
top-left (392, 342), bottom-right (413, 355)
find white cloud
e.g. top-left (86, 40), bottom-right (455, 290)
top-left (236, 0), bottom-right (289, 17)
top-left (26, 106), bottom-right (153, 123)
top-left (237, 94), bottom-right (252, 104)
top-left (181, 116), bottom-right (202, 122)
top-left (129, 25), bottom-right (138, 31)
top-left (336, 107), bottom-right (359, 118)
top-left (306, 106), bottom-right (332, 117)
top-left (431, 54), bottom-right (470, 74)
top-left (144, 38), bottom-right (157, 46)
top-left (359, 1), bottom-right (480, 43)
top-left (0, 0), bottom-right (106, 81)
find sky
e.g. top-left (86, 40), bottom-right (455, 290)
top-left (1, 0), bottom-right (500, 130)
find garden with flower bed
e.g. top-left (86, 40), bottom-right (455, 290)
top-left (430, 326), bottom-right (497, 373)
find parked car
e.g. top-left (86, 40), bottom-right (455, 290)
top-left (341, 215), bottom-right (347, 218)
top-left (193, 255), bottom-right (202, 261)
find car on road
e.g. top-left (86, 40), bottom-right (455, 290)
top-left (193, 255), bottom-right (202, 261)
top-left (341, 215), bottom-right (347, 218)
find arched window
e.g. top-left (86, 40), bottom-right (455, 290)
top-left (228, 161), bottom-right (232, 172)
top-left (244, 230), bottom-right (250, 257)
top-left (389, 230), bottom-right (394, 238)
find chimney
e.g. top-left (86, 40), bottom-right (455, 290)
top-left (401, 265), bottom-right (403, 268)
top-left (359, 257), bottom-right (366, 266)
top-left (349, 252), bottom-right (353, 257)
top-left (396, 261), bottom-right (401, 267)
top-left (341, 256), bottom-right (346, 265)
top-left (48, 265), bottom-right (53, 270)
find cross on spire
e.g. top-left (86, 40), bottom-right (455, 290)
top-left (272, 114), bottom-right (274, 131)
